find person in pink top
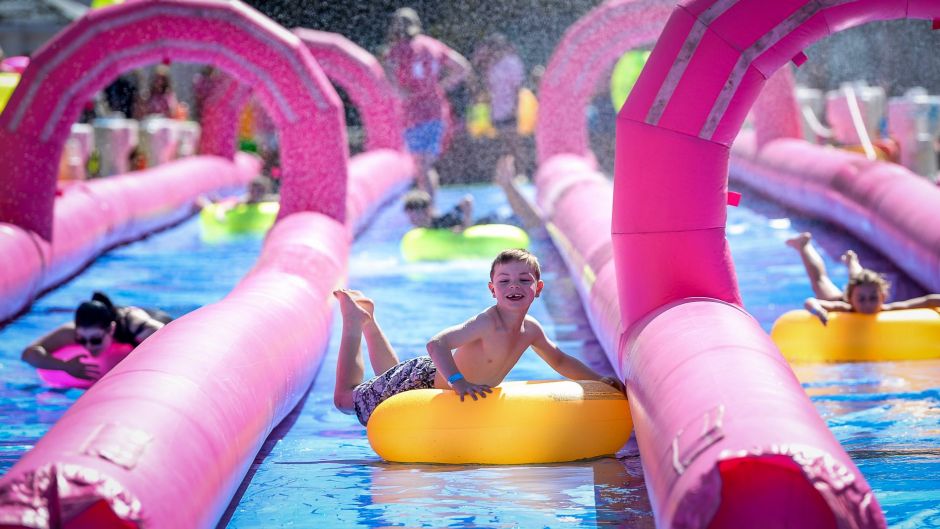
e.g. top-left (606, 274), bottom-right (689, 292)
top-left (384, 7), bottom-right (470, 203)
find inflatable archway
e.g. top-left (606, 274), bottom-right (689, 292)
top-left (536, 0), bottom-right (674, 164)
top-left (294, 29), bottom-right (405, 152)
top-left (613, 2), bottom-right (940, 527)
top-left (197, 69), bottom-right (254, 159)
top-left (0, 0), bottom-right (348, 241)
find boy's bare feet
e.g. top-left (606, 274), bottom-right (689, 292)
top-left (841, 250), bottom-right (862, 277)
top-left (841, 250), bottom-right (858, 266)
top-left (785, 232), bottom-right (812, 250)
top-left (333, 289), bottom-right (374, 324)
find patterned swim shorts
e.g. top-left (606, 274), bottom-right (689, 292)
top-left (353, 355), bottom-right (438, 426)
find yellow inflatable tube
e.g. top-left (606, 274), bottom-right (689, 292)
top-left (367, 380), bottom-right (632, 464)
top-left (771, 309), bottom-right (940, 362)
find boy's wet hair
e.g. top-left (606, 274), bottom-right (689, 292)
top-left (844, 269), bottom-right (890, 301)
top-left (490, 248), bottom-right (540, 280)
top-left (75, 291), bottom-right (117, 329)
top-left (403, 190), bottom-right (432, 211)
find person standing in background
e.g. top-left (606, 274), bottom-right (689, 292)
top-left (383, 7), bottom-right (470, 203)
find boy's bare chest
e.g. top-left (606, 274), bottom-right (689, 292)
top-left (476, 329), bottom-right (530, 360)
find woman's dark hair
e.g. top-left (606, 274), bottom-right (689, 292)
top-left (75, 292), bottom-right (117, 329)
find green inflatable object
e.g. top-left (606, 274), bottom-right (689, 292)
top-left (610, 50), bottom-right (650, 112)
top-left (401, 224), bottom-right (530, 262)
top-left (199, 201), bottom-right (279, 242)
top-left (91, 0), bottom-right (124, 8)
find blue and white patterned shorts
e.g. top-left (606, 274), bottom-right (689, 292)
top-left (352, 356), bottom-right (438, 426)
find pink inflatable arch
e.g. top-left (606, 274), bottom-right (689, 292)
top-left (0, 0), bottom-right (348, 241)
top-left (612, 2), bottom-right (940, 527)
top-left (535, 0), bottom-right (674, 164)
top-left (197, 70), bottom-right (253, 159)
top-left (294, 28), bottom-right (405, 152)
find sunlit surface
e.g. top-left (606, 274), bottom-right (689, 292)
top-left (0, 185), bottom-right (937, 528)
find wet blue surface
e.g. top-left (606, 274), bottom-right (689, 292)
top-left (0, 184), bottom-right (937, 528)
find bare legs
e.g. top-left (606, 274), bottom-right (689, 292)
top-left (841, 249), bottom-right (862, 278)
top-left (786, 232), bottom-right (846, 301)
top-left (414, 153), bottom-right (439, 203)
top-left (333, 289), bottom-right (400, 413)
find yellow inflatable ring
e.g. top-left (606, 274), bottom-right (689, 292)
top-left (367, 380), bottom-right (632, 464)
top-left (770, 308), bottom-right (940, 362)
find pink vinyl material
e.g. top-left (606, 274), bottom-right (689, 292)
top-left (0, 223), bottom-right (45, 321)
top-left (196, 70), bottom-right (253, 160)
top-left (294, 29), bottom-right (405, 152)
top-left (736, 65), bottom-right (940, 293)
top-left (0, 4), bottom-right (411, 527)
top-left (536, 0), bottom-right (674, 164)
top-left (732, 134), bottom-right (940, 293)
top-left (345, 149), bottom-right (414, 235)
top-left (0, 154), bottom-right (257, 324)
top-left (0, 0), bottom-right (348, 240)
top-left (36, 343), bottom-right (135, 389)
top-left (532, 0), bottom-right (939, 527)
top-left (607, 2), bottom-right (932, 527)
top-left (0, 213), bottom-right (348, 529)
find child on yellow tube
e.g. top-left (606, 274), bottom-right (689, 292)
top-left (787, 232), bottom-right (940, 325)
top-left (331, 248), bottom-right (625, 426)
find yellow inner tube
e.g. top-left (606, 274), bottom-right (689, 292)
top-left (771, 308), bottom-right (940, 362)
top-left (367, 380), bottom-right (632, 464)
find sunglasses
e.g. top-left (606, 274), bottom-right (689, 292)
top-left (76, 335), bottom-right (105, 346)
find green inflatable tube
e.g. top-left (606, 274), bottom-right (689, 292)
top-left (610, 49), bottom-right (650, 112)
top-left (401, 224), bottom-right (530, 261)
top-left (199, 201), bottom-right (279, 242)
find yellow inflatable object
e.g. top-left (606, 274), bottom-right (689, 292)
top-left (517, 87), bottom-right (538, 136)
top-left (771, 309), bottom-right (940, 362)
top-left (91, 0), bottom-right (124, 7)
top-left (467, 103), bottom-right (497, 138)
top-left (367, 380), bottom-right (632, 464)
top-left (0, 72), bottom-right (20, 114)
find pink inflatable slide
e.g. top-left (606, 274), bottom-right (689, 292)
top-left (534, 1), bottom-right (940, 527)
top-left (733, 67), bottom-right (940, 293)
top-left (0, 1), bottom-right (411, 527)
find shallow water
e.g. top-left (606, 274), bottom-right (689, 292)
top-left (0, 185), bottom-right (937, 528)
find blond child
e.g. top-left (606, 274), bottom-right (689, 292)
top-left (333, 248), bottom-right (624, 425)
top-left (786, 232), bottom-right (940, 325)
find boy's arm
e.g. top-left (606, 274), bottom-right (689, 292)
top-left (804, 297), bottom-right (852, 326)
top-left (882, 294), bottom-right (940, 311)
top-left (439, 46), bottom-right (470, 92)
top-left (426, 314), bottom-right (494, 401)
top-left (529, 321), bottom-right (625, 393)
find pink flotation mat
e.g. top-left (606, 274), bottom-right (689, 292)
top-left (36, 343), bottom-right (134, 389)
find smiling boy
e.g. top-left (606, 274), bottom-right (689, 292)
top-left (332, 248), bottom-right (624, 426)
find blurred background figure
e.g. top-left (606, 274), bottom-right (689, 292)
top-left (135, 64), bottom-right (181, 119)
top-left (383, 7), bottom-right (470, 204)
